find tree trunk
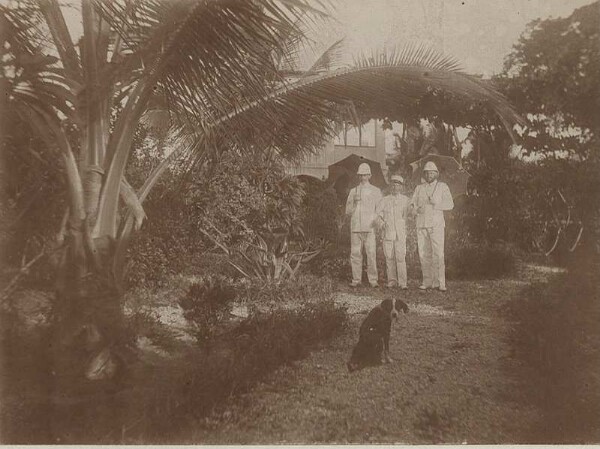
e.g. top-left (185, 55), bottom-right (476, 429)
top-left (47, 220), bottom-right (129, 441)
top-left (53, 219), bottom-right (127, 376)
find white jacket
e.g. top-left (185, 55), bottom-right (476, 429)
top-left (376, 193), bottom-right (409, 240)
top-left (411, 180), bottom-right (454, 228)
top-left (345, 183), bottom-right (382, 232)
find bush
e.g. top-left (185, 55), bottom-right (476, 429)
top-left (129, 299), bottom-right (348, 442)
top-left (453, 158), bottom-right (600, 258)
top-left (178, 275), bottom-right (238, 344)
top-left (307, 247), bottom-right (350, 281)
top-left (230, 299), bottom-right (347, 373)
top-left (505, 267), bottom-right (600, 443)
top-left (300, 179), bottom-right (339, 244)
top-left (445, 243), bottom-right (517, 280)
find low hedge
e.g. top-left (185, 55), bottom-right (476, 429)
top-left (309, 241), bottom-right (517, 283)
top-left (131, 299), bottom-right (348, 442)
top-left (446, 243), bottom-right (517, 280)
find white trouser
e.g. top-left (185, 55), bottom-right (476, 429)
top-left (417, 227), bottom-right (446, 289)
top-left (350, 232), bottom-right (378, 285)
top-left (383, 238), bottom-right (407, 287)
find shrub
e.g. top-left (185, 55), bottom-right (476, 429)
top-left (229, 299), bottom-right (347, 374)
top-left (128, 299), bottom-right (348, 442)
top-left (178, 275), bottom-right (238, 344)
top-left (445, 242), bottom-right (517, 280)
top-left (300, 180), bottom-right (339, 243)
top-left (307, 246), bottom-right (350, 281)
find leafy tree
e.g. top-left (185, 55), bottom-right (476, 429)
top-left (489, 2), bottom-right (600, 256)
top-left (498, 0), bottom-right (600, 156)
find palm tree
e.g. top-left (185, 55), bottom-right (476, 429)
top-left (2, 0), bottom-right (523, 381)
top-left (2, 0), bottom-right (333, 381)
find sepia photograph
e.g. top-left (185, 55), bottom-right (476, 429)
top-left (0, 0), bottom-right (599, 444)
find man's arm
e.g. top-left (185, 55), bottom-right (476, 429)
top-left (433, 183), bottom-right (454, 211)
top-left (375, 197), bottom-right (386, 228)
top-left (409, 186), bottom-right (420, 215)
top-left (345, 188), bottom-right (356, 216)
top-left (401, 195), bottom-right (410, 220)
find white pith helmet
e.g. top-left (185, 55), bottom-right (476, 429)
top-left (357, 163), bottom-right (371, 175)
top-left (423, 161), bottom-right (439, 172)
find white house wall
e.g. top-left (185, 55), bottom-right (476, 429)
top-left (286, 120), bottom-right (388, 180)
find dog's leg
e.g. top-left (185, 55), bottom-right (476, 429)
top-left (383, 331), bottom-right (392, 363)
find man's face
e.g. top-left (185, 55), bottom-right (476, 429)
top-left (391, 181), bottom-right (403, 194)
top-left (359, 174), bottom-right (371, 184)
top-left (424, 170), bottom-right (438, 183)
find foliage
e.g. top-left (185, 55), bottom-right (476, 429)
top-left (505, 266), bottom-right (600, 442)
top-left (126, 299), bottom-right (348, 442)
top-left (500, 1), bottom-right (600, 137)
top-left (124, 146), bottom-right (312, 288)
top-left (178, 275), bottom-right (237, 345)
top-left (445, 242), bottom-right (517, 280)
top-left (300, 178), bottom-right (339, 244)
top-left (0, 116), bottom-right (66, 287)
top-left (308, 246), bottom-right (351, 281)
top-left (454, 157), bottom-right (600, 257)
top-left (192, 151), bottom-right (307, 245)
top-left (462, 1), bottom-right (600, 258)
top-left (227, 233), bottom-right (322, 284)
top-left (182, 152), bottom-right (326, 284)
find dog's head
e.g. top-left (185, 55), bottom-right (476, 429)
top-left (381, 298), bottom-right (409, 320)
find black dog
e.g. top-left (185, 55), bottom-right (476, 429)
top-left (347, 298), bottom-right (409, 372)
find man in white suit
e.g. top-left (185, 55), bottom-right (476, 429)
top-left (411, 161), bottom-right (454, 292)
top-left (345, 163), bottom-right (382, 287)
top-left (376, 174), bottom-right (409, 289)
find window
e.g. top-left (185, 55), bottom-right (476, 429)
top-left (334, 119), bottom-right (377, 147)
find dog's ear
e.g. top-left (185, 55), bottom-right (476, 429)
top-left (380, 299), bottom-right (393, 313)
top-left (395, 299), bottom-right (409, 314)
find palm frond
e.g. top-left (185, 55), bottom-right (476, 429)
top-left (94, 0), bottom-right (330, 123)
top-left (303, 37), bottom-right (345, 76)
top-left (210, 45), bottom-right (524, 156)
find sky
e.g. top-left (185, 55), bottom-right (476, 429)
top-left (55, 0), bottom-right (594, 77)
top-left (316, 0), bottom-right (594, 76)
